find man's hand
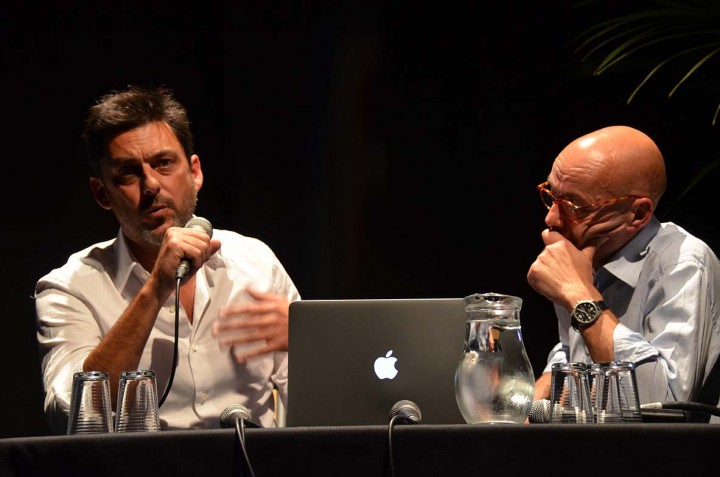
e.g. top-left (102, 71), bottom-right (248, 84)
top-left (527, 229), bottom-right (605, 310)
top-left (151, 225), bottom-right (221, 294)
top-left (212, 287), bottom-right (290, 362)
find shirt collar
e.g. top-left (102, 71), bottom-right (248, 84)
top-left (113, 229), bottom-right (146, 291)
top-left (599, 216), bottom-right (660, 288)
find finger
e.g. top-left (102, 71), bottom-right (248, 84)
top-left (581, 235), bottom-right (609, 263)
top-left (165, 228), bottom-right (214, 269)
top-left (218, 330), bottom-right (262, 346)
top-left (541, 228), bottom-right (565, 246)
top-left (220, 300), bottom-right (278, 316)
top-left (235, 342), bottom-right (283, 363)
top-left (215, 316), bottom-right (275, 334)
top-left (209, 238), bottom-right (222, 256)
top-left (213, 316), bottom-right (246, 336)
top-left (211, 319), bottom-right (252, 337)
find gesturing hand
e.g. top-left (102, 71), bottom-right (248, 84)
top-left (212, 287), bottom-right (290, 362)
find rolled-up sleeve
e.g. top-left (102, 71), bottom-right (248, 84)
top-left (35, 284), bottom-right (102, 434)
top-left (614, 257), bottom-right (720, 403)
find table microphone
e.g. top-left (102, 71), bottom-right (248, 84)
top-left (528, 399), bottom-right (551, 423)
top-left (220, 404), bottom-right (260, 429)
top-left (389, 400), bottom-right (422, 424)
top-left (221, 404), bottom-right (258, 477)
top-left (388, 400), bottom-right (422, 477)
top-left (641, 401), bottom-right (720, 418)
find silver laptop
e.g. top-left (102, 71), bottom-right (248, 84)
top-left (286, 298), bottom-right (468, 426)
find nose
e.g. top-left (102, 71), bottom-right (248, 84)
top-left (141, 164), bottom-right (161, 196)
top-left (544, 202), bottom-right (563, 229)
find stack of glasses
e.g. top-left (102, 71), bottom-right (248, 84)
top-left (548, 361), bottom-right (641, 424)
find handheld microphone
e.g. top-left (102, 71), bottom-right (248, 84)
top-left (389, 400), bottom-right (422, 424)
top-left (160, 216), bottom-right (214, 408)
top-left (528, 399), bottom-right (552, 423)
top-left (175, 216), bottom-right (213, 280)
top-left (220, 404), bottom-right (260, 429)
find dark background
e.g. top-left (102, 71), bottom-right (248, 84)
top-left (3, 1), bottom-right (718, 437)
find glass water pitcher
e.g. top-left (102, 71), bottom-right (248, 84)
top-left (455, 292), bottom-right (535, 424)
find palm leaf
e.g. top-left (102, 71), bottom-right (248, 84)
top-left (667, 47), bottom-right (720, 98)
top-left (569, 0), bottom-right (720, 202)
top-left (570, 0), bottom-right (720, 124)
top-left (674, 158), bottom-right (720, 203)
top-left (627, 45), bottom-right (719, 107)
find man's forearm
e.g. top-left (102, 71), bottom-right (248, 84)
top-left (83, 276), bottom-right (169, 405)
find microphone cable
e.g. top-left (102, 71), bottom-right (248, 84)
top-left (221, 404), bottom-right (258, 477)
top-left (387, 400), bottom-right (422, 477)
top-left (233, 415), bottom-right (256, 477)
top-left (158, 277), bottom-right (181, 408)
top-left (641, 401), bottom-right (720, 418)
top-left (158, 216), bottom-right (213, 408)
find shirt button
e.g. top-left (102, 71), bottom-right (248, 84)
top-left (200, 392), bottom-right (208, 404)
top-left (168, 305), bottom-right (176, 314)
top-left (192, 344), bottom-right (199, 352)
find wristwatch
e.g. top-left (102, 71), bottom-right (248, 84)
top-left (571, 300), bottom-right (609, 332)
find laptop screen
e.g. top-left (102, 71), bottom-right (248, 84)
top-left (285, 298), bottom-right (468, 426)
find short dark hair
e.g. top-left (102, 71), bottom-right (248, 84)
top-left (81, 85), bottom-right (194, 177)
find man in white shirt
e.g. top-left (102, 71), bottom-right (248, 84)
top-left (527, 125), bottom-right (720, 422)
top-left (35, 85), bottom-right (300, 433)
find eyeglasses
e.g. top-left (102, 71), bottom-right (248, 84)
top-left (536, 181), bottom-right (640, 220)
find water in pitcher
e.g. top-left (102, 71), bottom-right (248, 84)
top-left (455, 294), bottom-right (535, 424)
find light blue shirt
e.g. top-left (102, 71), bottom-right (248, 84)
top-left (544, 217), bottom-right (720, 422)
top-left (35, 228), bottom-right (300, 433)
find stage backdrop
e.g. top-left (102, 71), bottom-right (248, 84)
top-left (4, 1), bottom-right (717, 437)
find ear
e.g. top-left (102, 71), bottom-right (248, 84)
top-left (628, 197), bottom-right (653, 231)
top-left (190, 154), bottom-right (204, 192)
top-left (89, 177), bottom-right (112, 210)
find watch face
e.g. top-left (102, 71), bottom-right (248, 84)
top-left (574, 302), bottom-right (598, 324)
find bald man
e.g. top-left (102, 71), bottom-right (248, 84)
top-left (527, 125), bottom-right (720, 422)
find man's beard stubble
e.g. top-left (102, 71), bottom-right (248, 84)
top-left (124, 188), bottom-right (198, 247)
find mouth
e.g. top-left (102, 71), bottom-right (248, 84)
top-left (144, 206), bottom-right (166, 217)
top-left (144, 200), bottom-right (173, 215)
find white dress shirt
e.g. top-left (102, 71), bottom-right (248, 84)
top-left (543, 218), bottom-right (720, 422)
top-left (35, 228), bottom-right (300, 434)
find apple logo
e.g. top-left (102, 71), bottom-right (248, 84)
top-left (374, 350), bottom-right (399, 379)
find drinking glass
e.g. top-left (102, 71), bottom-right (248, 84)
top-left (589, 362), bottom-right (623, 423)
top-left (549, 362), bottom-right (593, 423)
top-left (67, 371), bottom-right (114, 434)
top-left (115, 370), bottom-right (161, 432)
top-left (589, 361), bottom-right (642, 423)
